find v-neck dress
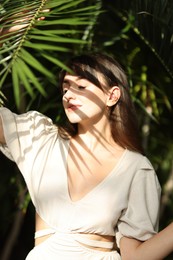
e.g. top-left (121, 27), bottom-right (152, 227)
top-left (0, 108), bottom-right (161, 260)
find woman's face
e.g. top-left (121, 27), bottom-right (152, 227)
top-left (62, 74), bottom-right (109, 125)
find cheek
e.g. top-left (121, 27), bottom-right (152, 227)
top-left (85, 93), bottom-right (107, 110)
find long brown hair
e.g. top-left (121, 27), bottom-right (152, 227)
top-left (58, 53), bottom-right (143, 154)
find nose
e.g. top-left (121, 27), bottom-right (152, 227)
top-left (63, 87), bottom-right (76, 102)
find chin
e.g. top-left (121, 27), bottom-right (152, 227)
top-left (65, 113), bottom-right (82, 124)
top-left (67, 117), bottom-right (81, 124)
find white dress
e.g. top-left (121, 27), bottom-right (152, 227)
top-left (0, 108), bottom-right (161, 259)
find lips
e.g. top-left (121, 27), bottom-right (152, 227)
top-left (67, 103), bottom-right (81, 111)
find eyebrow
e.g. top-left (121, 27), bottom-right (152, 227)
top-left (62, 80), bottom-right (69, 84)
top-left (62, 76), bottom-right (85, 86)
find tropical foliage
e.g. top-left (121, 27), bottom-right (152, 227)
top-left (0, 0), bottom-right (101, 110)
top-left (0, 0), bottom-right (173, 259)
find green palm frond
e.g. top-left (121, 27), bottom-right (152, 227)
top-left (133, 0), bottom-right (173, 78)
top-left (106, 0), bottom-right (173, 79)
top-left (0, 0), bottom-right (102, 108)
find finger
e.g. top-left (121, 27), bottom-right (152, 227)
top-left (37, 17), bottom-right (46, 21)
top-left (41, 9), bottom-right (50, 13)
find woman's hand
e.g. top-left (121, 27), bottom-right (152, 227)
top-left (0, 9), bottom-right (49, 45)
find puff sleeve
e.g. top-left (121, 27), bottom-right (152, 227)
top-left (116, 158), bottom-right (161, 247)
top-left (0, 107), bottom-right (57, 173)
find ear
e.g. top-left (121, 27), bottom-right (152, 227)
top-left (106, 86), bottom-right (121, 107)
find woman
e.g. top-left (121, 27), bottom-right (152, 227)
top-left (1, 52), bottom-right (173, 260)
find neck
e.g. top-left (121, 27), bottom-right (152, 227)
top-left (76, 117), bottom-right (115, 151)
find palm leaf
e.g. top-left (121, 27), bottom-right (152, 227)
top-left (0, 0), bottom-right (101, 109)
top-left (106, 0), bottom-right (173, 78)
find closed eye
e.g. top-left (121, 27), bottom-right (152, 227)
top-left (62, 88), bottom-right (68, 94)
top-left (78, 86), bottom-right (86, 90)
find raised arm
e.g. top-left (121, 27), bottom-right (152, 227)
top-left (0, 9), bottom-right (49, 47)
top-left (120, 222), bottom-right (173, 260)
